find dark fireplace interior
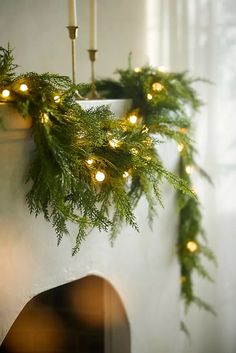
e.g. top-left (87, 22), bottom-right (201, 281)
top-left (0, 275), bottom-right (130, 353)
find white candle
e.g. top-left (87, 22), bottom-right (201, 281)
top-left (68, 0), bottom-right (77, 26)
top-left (89, 0), bottom-right (97, 49)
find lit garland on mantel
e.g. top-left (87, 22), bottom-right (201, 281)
top-left (0, 46), bottom-right (216, 323)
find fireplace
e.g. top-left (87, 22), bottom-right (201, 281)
top-left (0, 275), bottom-right (130, 353)
top-left (0, 102), bottom-right (181, 353)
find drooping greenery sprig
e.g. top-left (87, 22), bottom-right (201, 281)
top-left (95, 65), bottom-right (216, 318)
top-left (0, 46), bottom-right (215, 321)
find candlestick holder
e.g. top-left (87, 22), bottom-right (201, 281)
top-left (67, 25), bottom-right (84, 99)
top-left (86, 49), bottom-right (101, 99)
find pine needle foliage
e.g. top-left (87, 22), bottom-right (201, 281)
top-left (0, 46), bottom-right (192, 255)
top-left (96, 65), bottom-right (216, 317)
top-left (0, 47), bottom-right (216, 321)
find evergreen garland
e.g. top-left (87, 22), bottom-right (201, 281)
top-left (96, 65), bottom-right (216, 316)
top-left (0, 46), bottom-right (215, 320)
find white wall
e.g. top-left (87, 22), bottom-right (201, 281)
top-left (0, 0), bottom-right (147, 82)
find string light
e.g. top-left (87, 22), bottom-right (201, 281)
top-left (123, 171), bottom-right (129, 178)
top-left (54, 95), bottom-right (60, 103)
top-left (1, 89), bottom-right (10, 98)
top-left (191, 186), bottom-right (197, 195)
top-left (19, 83), bottom-right (28, 92)
top-left (95, 171), bottom-right (106, 182)
top-left (177, 143), bottom-right (184, 152)
top-left (147, 93), bottom-right (153, 100)
top-left (41, 113), bottom-right (49, 124)
top-left (129, 114), bottom-right (138, 124)
top-left (134, 67), bottom-right (141, 73)
top-left (185, 165), bottom-right (193, 174)
top-left (179, 127), bottom-right (187, 134)
top-left (186, 241), bottom-right (198, 253)
top-left (86, 159), bottom-right (94, 165)
top-left (152, 82), bottom-right (164, 92)
top-left (109, 138), bottom-right (120, 148)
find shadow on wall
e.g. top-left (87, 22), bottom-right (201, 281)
top-left (0, 275), bottom-right (130, 353)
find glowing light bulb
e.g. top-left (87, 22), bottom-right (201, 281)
top-left (41, 113), bottom-right (49, 124)
top-left (147, 93), bottom-right (153, 100)
top-left (191, 186), bottom-right (197, 195)
top-left (86, 159), bottom-right (94, 165)
top-left (186, 241), bottom-right (198, 253)
top-left (157, 65), bottom-right (167, 72)
top-left (134, 67), bottom-right (141, 73)
top-left (179, 127), bottom-right (187, 134)
top-left (19, 83), bottom-right (28, 92)
top-left (123, 171), bottom-right (129, 178)
top-left (95, 171), bottom-right (106, 182)
top-left (129, 114), bottom-right (138, 124)
top-left (54, 95), bottom-right (60, 103)
top-left (152, 82), bottom-right (164, 92)
top-left (1, 89), bottom-right (10, 98)
top-left (185, 165), bottom-right (193, 174)
top-left (177, 143), bottom-right (184, 152)
top-left (109, 139), bottom-right (120, 148)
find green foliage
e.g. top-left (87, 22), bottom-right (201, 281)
top-left (0, 46), bottom-right (216, 323)
top-left (0, 47), bottom-right (193, 255)
top-left (96, 65), bottom-right (216, 319)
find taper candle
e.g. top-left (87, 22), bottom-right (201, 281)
top-left (68, 0), bottom-right (77, 26)
top-left (89, 0), bottom-right (97, 49)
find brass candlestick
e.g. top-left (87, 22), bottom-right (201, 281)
top-left (67, 25), bottom-right (84, 99)
top-left (86, 49), bottom-right (101, 99)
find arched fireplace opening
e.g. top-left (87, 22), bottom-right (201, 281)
top-left (0, 275), bottom-right (130, 353)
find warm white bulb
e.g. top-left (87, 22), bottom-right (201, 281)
top-left (54, 95), bottom-right (60, 103)
top-left (129, 114), bottom-right (138, 124)
top-left (1, 89), bottom-right (10, 98)
top-left (147, 93), bottom-right (153, 100)
top-left (19, 83), bottom-right (28, 92)
top-left (186, 241), bottom-right (198, 252)
top-left (109, 139), bottom-right (120, 148)
top-left (134, 67), bottom-right (141, 73)
top-left (185, 165), bottom-right (193, 174)
top-left (95, 171), bottom-right (106, 182)
top-left (123, 171), bottom-right (129, 178)
top-left (179, 127), bottom-right (187, 134)
top-left (86, 159), bottom-right (94, 165)
top-left (177, 143), bottom-right (184, 152)
top-left (152, 82), bottom-right (164, 92)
